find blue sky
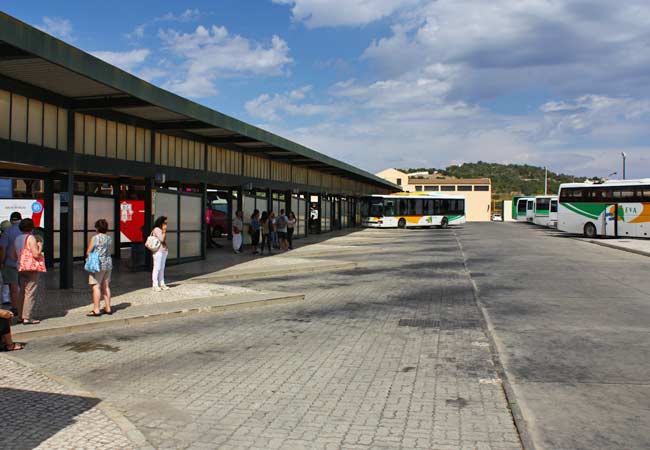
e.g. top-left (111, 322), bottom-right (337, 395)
top-left (4, 1), bottom-right (650, 178)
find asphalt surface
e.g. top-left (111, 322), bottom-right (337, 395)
top-left (458, 222), bottom-right (650, 450)
top-left (12, 223), bottom-right (650, 450)
top-left (16, 228), bottom-right (520, 450)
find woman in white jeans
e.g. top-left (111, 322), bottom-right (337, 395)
top-left (151, 216), bottom-right (169, 291)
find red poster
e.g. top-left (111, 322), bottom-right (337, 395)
top-left (120, 200), bottom-right (145, 242)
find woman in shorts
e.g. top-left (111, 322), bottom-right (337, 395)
top-left (86, 219), bottom-right (113, 316)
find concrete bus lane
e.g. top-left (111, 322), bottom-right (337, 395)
top-left (457, 222), bottom-right (650, 450)
top-left (11, 228), bottom-right (521, 450)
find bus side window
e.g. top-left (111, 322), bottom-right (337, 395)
top-left (397, 199), bottom-right (406, 215)
top-left (434, 199), bottom-right (441, 215)
top-left (424, 200), bottom-right (434, 215)
top-left (385, 200), bottom-right (395, 216)
top-left (458, 199), bottom-right (465, 213)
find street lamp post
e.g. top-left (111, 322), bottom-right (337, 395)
top-left (621, 152), bottom-right (627, 180)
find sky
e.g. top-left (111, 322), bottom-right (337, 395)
top-left (4, 0), bottom-right (650, 178)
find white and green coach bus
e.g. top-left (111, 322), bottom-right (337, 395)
top-left (533, 195), bottom-right (558, 227)
top-left (361, 193), bottom-right (466, 228)
top-left (512, 196), bottom-right (535, 222)
top-left (558, 179), bottom-right (650, 238)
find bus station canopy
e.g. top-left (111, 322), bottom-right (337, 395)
top-left (0, 12), bottom-right (395, 190)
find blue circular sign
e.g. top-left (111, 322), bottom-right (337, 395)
top-left (31, 201), bottom-right (43, 214)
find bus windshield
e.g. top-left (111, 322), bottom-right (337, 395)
top-left (517, 200), bottom-right (527, 214)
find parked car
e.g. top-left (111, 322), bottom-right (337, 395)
top-left (491, 213), bottom-right (503, 221)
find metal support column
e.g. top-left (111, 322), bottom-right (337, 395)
top-left (200, 182), bottom-right (207, 259)
top-left (112, 179), bottom-right (121, 264)
top-left (284, 190), bottom-right (291, 215)
top-left (144, 177), bottom-right (153, 270)
top-left (317, 194), bottom-right (322, 234)
top-left (59, 172), bottom-right (74, 289)
top-left (266, 188), bottom-right (272, 214)
top-left (43, 177), bottom-right (54, 268)
top-left (303, 192), bottom-right (310, 237)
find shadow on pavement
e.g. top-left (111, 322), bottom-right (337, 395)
top-left (0, 387), bottom-right (101, 450)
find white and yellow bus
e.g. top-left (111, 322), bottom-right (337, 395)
top-left (558, 179), bottom-right (650, 238)
top-left (361, 193), bottom-right (466, 228)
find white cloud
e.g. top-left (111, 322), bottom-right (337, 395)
top-left (91, 49), bottom-right (151, 72)
top-left (273, 0), bottom-right (419, 28)
top-left (155, 9), bottom-right (202, 23)
top-left (245, 86), bottom-right (346, 122)
top-left (159, 25), bottom-right (292, 97)
top-left (361, 0), bottom-right (650, 100)
top-left (36, 17), bottom-right (74, 41)
top-left (125, 24), bottom-right (146, 41)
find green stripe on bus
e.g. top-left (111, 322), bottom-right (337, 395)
top-left (562, 202), bottom-right (606, 220)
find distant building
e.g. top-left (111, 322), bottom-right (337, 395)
top-left (375, 169), bottom-right (492, 222)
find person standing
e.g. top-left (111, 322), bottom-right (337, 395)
top-left (277, 209), bottom-right (288, 251)
top-left (232, 210), bottom-right (243, 254)
top-left (86, 219), bottom-right (113, 316)
top-left (249, 210), bottom-right (260, 254)
top-left (0, 220), bottom-right (12, 306)
top-left (0, 212), bottom-right (22, 315)
top-left (259, 211), bottom-right (272, 255)
top-left (269, 211), bottom-right (278, 249)
top-left (287, 211), bottom-right (297, 250)
top-left (0, 308), bottom-right (23, 351)
top-left (151, 216), bottom-right (169, 292)
top-left (13, 218), bottom-right (43, 325)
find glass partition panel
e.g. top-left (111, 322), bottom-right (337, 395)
top-left (180, 232), bottom-right (201, 258)
top-left (10, 94), bottom-right (27, 142)
top-left (74, 231), bottom-right (85, 258)
top-left (53, 231), bottom-right (60, 259)
top-left (0, 90), bottom-right (9, 139)
top-left (73, 195), bottom-right (85, 230)
top-left (43, 103), bottom-right (58, 149)
top-left (155, 192), bottom-right (178, 231)
top-left (87, 196), bottom-right (114, 230)
top-left (165, 232), bottom-right (178, 259)
top-left (27, 99), bottom-right (43, 146)
top-left (180, 195), bottom-right (202, 231)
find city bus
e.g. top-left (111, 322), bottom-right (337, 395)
top-left (533, 195), bottom-right (558, 227)
top-left (513, 196), bottom-right (534, 221)
top-left (557, 179), bottom-right (650, 238)
top-left (361, 193), bottom-right (466, 228)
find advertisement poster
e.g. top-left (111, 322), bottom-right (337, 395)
top-left (120, 200), bottom-right (145, 243)
top-left (0, 199), bottom-right (45, 227)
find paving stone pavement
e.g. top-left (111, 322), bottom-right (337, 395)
top-left (15, 228), bottom-right (521, 450)
top-left (0, 355), bottom-right (141, 450)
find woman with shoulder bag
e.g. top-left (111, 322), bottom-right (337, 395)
top-left (85, 219), bottom-right (113, 316)
top-left (150, 216), bottom-right (169, 292)
top-left (13, 218), bottom-right (45, 325)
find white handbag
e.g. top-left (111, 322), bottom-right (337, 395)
top-left (145, 233), bottom-right (161, 252)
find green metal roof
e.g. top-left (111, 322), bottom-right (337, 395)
top-left (0, 11), bottom-right (397, 190)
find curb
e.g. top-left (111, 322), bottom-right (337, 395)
top-left (14, 293), bottom-right (304, 339)
top-left (1, 353), bottom-right (154, 450)
top-left (587, 239), bottom-right (650, 258)
top-left (454, 230), bottom-right (536, 450)
top-left (190, 261), bottom-right (358, 282)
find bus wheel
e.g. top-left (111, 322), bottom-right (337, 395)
top-left (584, 222), bottom-right (597, 238)
top-left (398, 218), bottom-right (406, 229)
top-left (440, 217), bottom-right (449, 229)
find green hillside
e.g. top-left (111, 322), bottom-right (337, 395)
top-left (400, 162), bottom-right (591, 196)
